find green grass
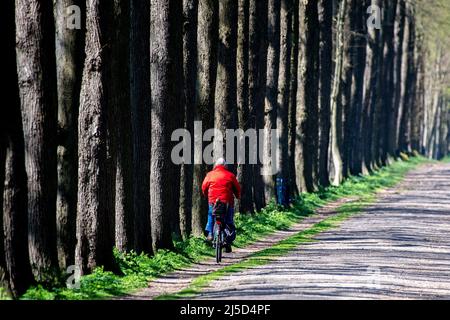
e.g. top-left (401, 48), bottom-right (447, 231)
top-left (0, 287), bottom-right (12, 300)
top-left (19, 156), bottom-right (427, 300)
top-left (442, 155), bottom-right (450, 163)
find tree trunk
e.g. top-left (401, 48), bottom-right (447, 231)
top-left (438, 97), bottom-right (448, 159)
top-left (411, 34), bottom-right (424, 153)
top-left (150, 0), bottom-right (183, 250)
top-left (362, 0), bottom-right (379, 172)
top-left (2, 113), bottom-right (35, 297)
top-left (296, 0), bottom-right (319, 192)
top-left (330, 0), bottom-right (346, 186)
top-left (179, 0), bottom-right (198, 239)
top-left (288, 0), bottom-right (299, 196)
top-left (1, 0), bottom-right (35, 296)
top-left (236, 0), bottom-right (254, 213)
top-left (391, 0), bottom-right (406, 156)
top-left (349, 0), bottom-right (367, 175)
top-left (380, 0), bottom-right (399, 163)
top-left (317, 0), bottom-right (333, 186)
top-left (0, 131), bottom-right (6, 295)
top-left (110, 0), bottom-right (134, 253)
top-left (76, 0), bottom-right (117, 275)
top-left (54, 0), bottom-right (84, 269)
top-left (399, 7), bottom-right (416, 153)
top-left (130, 0), bottom-right (152, 254)
top-left (15, 0), bottom-right (58, 282)
top-left (263, 0), bottom-right (280, 202)
top-left (192, 0), bottom-right (218, 236)
top-left (371, 0), bottom-right (384, 167)
top-left (214, 0), bottom-right (238, 173)
top-left (249, 0), bottom-right (267, 211)
top-left (340, 0), bottom-right (354, 177)
top-left (295, 0), bottom-right (308, 193)
top-left (276, 0), bottom-right (292, 200)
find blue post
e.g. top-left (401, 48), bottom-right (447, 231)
top-left (276, 177), bottom-right (288, 206)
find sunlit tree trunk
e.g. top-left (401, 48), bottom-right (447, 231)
top-left (330, 0), bottom-right (346, 186)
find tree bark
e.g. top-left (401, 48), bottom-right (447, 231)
top-left (192, 0), bottom-right (218, 236)
top-left (391, 0), bottom-right (406, 156)
top-left (340, 0), bottom-right (354, 177)
top-left (295, 0), bottom-right (308, 193)
top-left (130, 0), bottom-right (152, 254)
top-left (317, 0), bottom-right (333, 186)
top-left (111, 0), bottom-right (134, 253)
top-left (330, 0), bottom-right (346, 186)
top-left (371, 0), bottom-right (385, 167)
top-left (362, 0), bottom-right (381, 171)
top-left (263, 0), bottom-right (280, 202)
top-left (54, 0), bottom-right (84, 269)
top-left (349, 0), bottom-right (367, 175)
top-left (411, 34), bottom-right (424, 153)
top-left (276, 0), bottom-right (292, 200)
top-left (76, 0), bottom-right (117, 274)
top-left (296, 0), bottom-right (319, 192)
top-left (399, 6), bottom-right (416, 153)
top-left (179, 0), bottom-right (198, 239)
top-left (214, 0), bottom-right (238, 173)
top-left (150, 0), bottom-right (183, 250)
top-left (1, 0), bottom-right (35, 296)
top-left (249, 0), bottom-right (267, 211)
top-left (0, 129), bottom-right (6, 295)
top-left (236, 0), bottom-right (254, 213)
top-left (15, 0), bottom-right (58, 282)
top-left (288, 0), bottom-right (299, 197)
top-left (380, 0), bottom-right (399, 163)
top-left (2, 112), bottom-right (35, 297)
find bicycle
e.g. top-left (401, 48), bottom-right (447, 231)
top-left (212, 199), bottom-right (229, 263)
top-left (213, 209), bottom-right (225, 263)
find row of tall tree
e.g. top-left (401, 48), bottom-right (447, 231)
top-left (1, 0), bottom-right (449, 298)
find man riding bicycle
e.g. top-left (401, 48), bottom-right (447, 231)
top-left (202, 158), bottom-right (241, 253)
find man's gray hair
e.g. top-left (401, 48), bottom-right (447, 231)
top-left (214, 157), bottom-right (227, 168)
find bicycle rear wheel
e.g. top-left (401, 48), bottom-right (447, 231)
top-left (215, 225), bottom-right (222, 263)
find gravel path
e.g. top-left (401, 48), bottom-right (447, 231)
top-left (121, 197), bottom-right (357, 300)
top-left (190, 162), bottom-right (450, 300)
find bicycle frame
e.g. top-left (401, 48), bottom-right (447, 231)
top-left (213, 212), bottom-right (225, 263)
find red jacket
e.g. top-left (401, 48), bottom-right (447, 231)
top-left (202, 165), bottom-right (241, 207)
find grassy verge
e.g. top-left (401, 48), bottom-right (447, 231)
top-left (20, 156), bottom-right (427, 300)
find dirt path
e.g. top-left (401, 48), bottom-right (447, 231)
top-left (190, 162), bottom-right (450, 300)
top-left (121, 197), bottom-right (357, 300)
